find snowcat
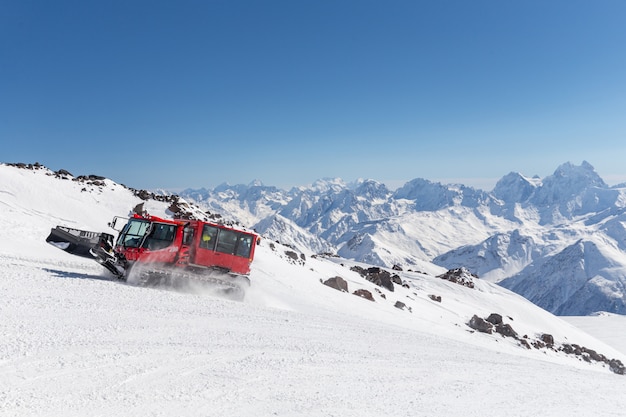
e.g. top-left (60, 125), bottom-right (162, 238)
top-left (45, 214), bottom-right (259, 298)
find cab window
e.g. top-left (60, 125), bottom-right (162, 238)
top-left (200, 225), bottom-right (218, 250)
top-left (143, 223), bottom-right (177, 250)
top-left (235, 235), bottom-right (253, 258)
top-left (117, 219), bottom-right (150, 248)
top-left (216, 229), bottom-right (238, 255)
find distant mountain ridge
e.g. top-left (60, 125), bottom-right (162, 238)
top-left (179, 161), bottom-right (626, 316)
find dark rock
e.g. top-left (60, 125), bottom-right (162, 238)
top-left (540, 333), bottom-right (554, 346)
top-left (350, 265), bottom-right (395, 292)
top-left (282, 250), bottom-right (305, 266)
top-left (285, 250), bottom-right (299, 261)
top-left (167, 202), bottom-right (181, 213)
top-left (609, 359), bottom-right (625, 375)
top-left (323, 276), bottom-right (348, 292)
top-left (532, 340), bottom-right (546, 349)
top-left (577, 346), bottom-right (606, 362)
top-left (392, 264), bottom-right (403, 271)
top-left (437, 267), bottom-right (476, 289)
top-left (586, 349), bottom-right (605, 362)
top-left (429, 294), bottom-right (442, 302)
top-left (468, 315), bottom-right (493, 334)
top-left (486, 313), bottom-right (503, 325)
top-left (353, 289), bottom-right (374, 301)
top-left (495, 323), bottom-right (518, 338)
top-left (394, 301), bottom-right (407, 310)
top-left (133, 203), bottom-right (146, 215)
top-left (136, 189), bottom-right (152, 200)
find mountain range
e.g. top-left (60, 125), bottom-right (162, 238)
top-left (179, 161), bottom-right (626, 316)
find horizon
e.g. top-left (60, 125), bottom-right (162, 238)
top-left (2, 1), bottom-right (626, 190)
top-left (4, 159), bottom-right (626, 193)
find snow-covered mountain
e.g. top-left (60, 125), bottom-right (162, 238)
top-left (178, 161), bottom-right (626, 316)
top-left (2, 162), bottom-right (626, 416)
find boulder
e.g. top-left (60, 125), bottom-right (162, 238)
top-left (468, 315), bottom-right (493, 334)
top-left (540, 333), bottom-right (554, 346)
top-left (609, 359), bottom-right (625, 375)
top-left (495, 323), bottom-right (518, 338)
top-left (353, 289), bottom-right (375, 301)
top-left (486, 313), bottom-right (503, 325)
top-left (323, 276), bottom-right (348, 292)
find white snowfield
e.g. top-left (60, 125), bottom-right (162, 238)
top-left (1, 164), bottom-right (626, 417)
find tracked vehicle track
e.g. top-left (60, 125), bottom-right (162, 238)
top-left (129, 265), bottom-right (250, 301)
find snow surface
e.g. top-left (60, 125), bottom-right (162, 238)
top-left (2, 164), bottom-right (626, 417)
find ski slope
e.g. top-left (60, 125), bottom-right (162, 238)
top-left (1, 164), bottom-right (626, 417)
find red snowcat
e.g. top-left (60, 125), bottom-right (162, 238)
top-left (46, 214), bottom-right (259, 298)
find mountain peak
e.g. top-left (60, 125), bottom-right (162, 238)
top-left (552, 161), bottom-right (602, 182)
top-left (493, 172), bottom-right (540, 203)
top-left (531, 161), bottom-right (607, 207)
top-left (248, 179), bottom-right (264, 187)
top-left (309, 178), bottom-right (347, 193)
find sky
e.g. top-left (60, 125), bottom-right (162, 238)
top-left (2, 0), bottom-right (626, 191)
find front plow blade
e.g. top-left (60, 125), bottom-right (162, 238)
top-left (46, 226), bottom-right (112, 258)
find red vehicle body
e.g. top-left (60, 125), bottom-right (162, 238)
top-left (46, 214), bottom-right (259, 294)
top-left (113, 214), bottom-right (258, 276)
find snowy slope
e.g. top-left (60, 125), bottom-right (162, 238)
top-left (2, 163), bottom-right (626, 416)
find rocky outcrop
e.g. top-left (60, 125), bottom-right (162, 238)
top-left (468, 314), bottom-right (625, 375)
top-left (437, 268), bottom-right (476, 289)
top-left (350, 266), bottom-right (401, 292)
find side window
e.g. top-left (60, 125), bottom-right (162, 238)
top-left (215, 229), bottom-right (237, 255)
top-left (200, 225), bottom-right (218, 250)
top-left (143, 224), bottom-right (177, 250)
top-left (235, 235), bottom-right (252, 258)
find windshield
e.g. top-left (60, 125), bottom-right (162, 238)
top-left (116, 219), bottom-right (150, 248)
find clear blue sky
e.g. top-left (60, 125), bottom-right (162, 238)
top-left (2, 0), bottom-right (626, 190)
